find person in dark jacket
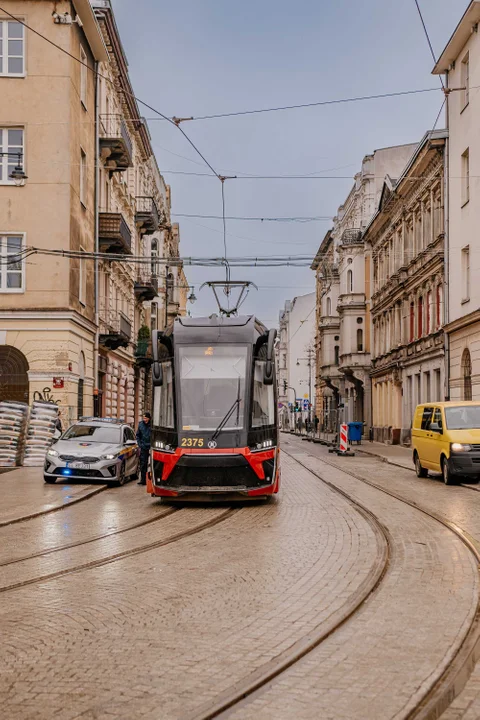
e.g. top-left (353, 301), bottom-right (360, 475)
top-left (136, 412), bottom-right (151, 485)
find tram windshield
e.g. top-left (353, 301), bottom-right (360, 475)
top-left (179, 345), bottom-right (247, 431)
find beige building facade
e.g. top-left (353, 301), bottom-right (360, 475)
top-left (433, 2), bottom-right (480, 402)
top-left (0, 0), bottom-right (107, 424)
top-left (0, 0), bottom-right (187, 426)
top-left (365, 131), bottom-right (446, 444)
top-left (312, 144), bottom-right (416, 434)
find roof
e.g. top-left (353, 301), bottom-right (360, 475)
top-left (311, 229), bottom-right (333, 270)
top-left (73, 0), bottom-right (108, 61)
top-left (363, 129), bottom-right (447, 239)
top-left (433, 1), bottom-right (480, 73)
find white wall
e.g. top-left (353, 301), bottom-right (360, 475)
top-left (287, 292), bottom-right (316, 406)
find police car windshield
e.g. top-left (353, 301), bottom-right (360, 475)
top-left (63, 425), bottom-right (121, 444)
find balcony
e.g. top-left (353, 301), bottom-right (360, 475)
top-left (99, 212), bottom-right (132, 255)
top-left (135, 196), bottom-right (160, 235)
top-left (99, 311), bottom-right (132, 351)
top-left (134, 338), bottom-right (153, 368)
top-left (340, 228), bottom-right (363, 246)
top-left (99, 114), bottom-right (133, 171)
top-left (319, 315), bottom-right (340, 330)
top-left (134, 268), bottom-right (159, 303)
top-left (167, 300), bottom-right (180, 318)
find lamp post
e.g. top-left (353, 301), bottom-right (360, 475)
top-left (296, 351), bottom-right (314, 423)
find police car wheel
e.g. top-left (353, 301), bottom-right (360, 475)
top-left (117, 461), bottom-right (126, 486)
top-left (44, 475), bottom-right (56, 484)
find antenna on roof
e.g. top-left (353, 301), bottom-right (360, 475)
top-left (199, 281), bottom-right (258, 317)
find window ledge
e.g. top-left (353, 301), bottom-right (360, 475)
top-left (461, 199), bottom-right (470, 208)
top-left (0, 288), bottom-right (25, 294)
top-left (461, 101), bottom-right (469, 114)
top-left (461, 297), bottom-right (470, 305)
top-left (0, 73), bottom-right (26, 79)
top-left (81, 100), bottom-right (87, 112)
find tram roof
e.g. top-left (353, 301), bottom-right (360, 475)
top-left (172, 314), bottom-right (269, 344)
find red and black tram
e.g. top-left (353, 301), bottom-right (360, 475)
top-left (146, 314), bottom-right (280, 500)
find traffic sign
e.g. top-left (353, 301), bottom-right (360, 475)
top-left (303, 399), bottom-right (310, 410)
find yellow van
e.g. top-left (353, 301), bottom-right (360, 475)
top-left (412, 402), bottom-right (480, 484)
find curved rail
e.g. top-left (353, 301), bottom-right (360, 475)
top-left (0, 505), bottom-right (178, 568)
top-left (0, 484), bottom-right (107, 528)
top-left (0, 507), bottom-right (238, 594)
top-left (188, 446), bottom-right (480, 720)
top-left (186, 452), bottom-right (392, 720)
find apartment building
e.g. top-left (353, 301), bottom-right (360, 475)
top-left (0, 0), bottom-right (187, 424)
top-left (433, 1), bottom-right (480, 401)
top-left (312, 143), bottom-right (416, 433)
top-left (364, 131), bottom-right (446, 444)
top-left (0, 0), bottom-right (107, 422)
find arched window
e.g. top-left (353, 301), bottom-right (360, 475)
top-left (426, 291), bottom-right (432, 334)
top-left (334, 345), bottom-right (340, 365)
top-left (410, 301), bottom-right (415, 342)
top-left (0, 346), bottom-right (29, 403)
top-left (357, 328), bottom-right (363, 352)
top-left (166, 272), bottom-right (174, 304)
top-left (77, 352), bottom-right (85, 419)
top-left (326, 297), bottom-right (332, 316)
top-left (418, 296), bottom-right (423, 337)
top-left (462, 348), bottom-right (472, 401)
top-left (151, 239), bottom-right (158, 277)
top-left (436, 285), bottom-right (442, 328)
top-left (347, 269), bottom-right (353, 293)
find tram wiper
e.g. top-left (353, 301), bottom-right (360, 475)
top-left (210, 379), bottom-right (241, 443)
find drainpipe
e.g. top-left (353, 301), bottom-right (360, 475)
top-left (94, 61), bottom-right (100, 415)
top-left (443, 70), bottom-right (450, 401)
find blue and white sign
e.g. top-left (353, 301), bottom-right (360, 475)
top-left (303, 399), bottom-right (310, 410)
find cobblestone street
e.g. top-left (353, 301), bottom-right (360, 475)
top-left (2, 438), bottom-right (480, 718)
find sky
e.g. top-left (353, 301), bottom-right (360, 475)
top-left (111, 0), bottom-right (461, 327)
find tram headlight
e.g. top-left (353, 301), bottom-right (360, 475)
top-left (255, 440), bottom-right (274, 451)
top-left (155, 441), bottom-right (165, 449)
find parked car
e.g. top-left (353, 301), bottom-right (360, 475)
top-left (412, 402), bottom-right (480, 484)
top-left (44, 417), bottom-right (138, 486)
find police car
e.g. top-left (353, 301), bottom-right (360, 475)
top-left (44, 417), bottom-right (139, 486)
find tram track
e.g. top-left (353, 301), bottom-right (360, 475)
top-left (0, 506), bottom-right (238, 594)
top-left (187, 445), bottom-right (480, 720)
top-left (0, 504), bottom-right (178, 568)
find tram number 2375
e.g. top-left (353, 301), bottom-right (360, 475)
top-left (180, 437), bottom-right (205, 448)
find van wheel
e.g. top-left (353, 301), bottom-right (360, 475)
top-left (414, 453), bottom-right (428, 478)
top-left (442, 457), bottom-right (455, 485)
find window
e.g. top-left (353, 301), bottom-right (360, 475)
top-left (418, 296), bottom-right (423, 337)
top-left (0, 234), bottom-right (24, 292)
top-left (177, 345), bottom-right (246, 431)
top-left (462, 246), bottom-right (470, 302)
top-left (421, 407), bottom-right (433, 430)
top-left (436, 285), bottom-right (442, 328)
top-left (326, 297), bottom-right (332, 315)
top-left (0, 21), bottom-right (25, 76)
top-left (0, 127), bottom-right (24, 185)
top-left (410, 301), bottom-right (415, 342)
top-left (151, 239), bottom-right (159, 277)
top-left (425, 372), bottom-right (431, 403)
top-left (462, 348), bottom-right (472, 401)
top-left (77, 352), bottom-right (85, 419)
top-left (357, 328), bottom-right (363, 352)
top-left (432, 407), bottom-right (442, 430)
top-left (80, 45), bottom-right (87, 108)
top-left (153, 361), bottom-right (174, 429)
top-left (334, 345), bottom-right (339, 366)
top-left (252, 361), bottom-right (275, 428)
top-left (434, 369), bottom-right (441, 401)
top-left (347, 269), bottom-right (353, 293)
top-left (426, 291), bottom-right (432, 334)
top-left (461, 52), bottom-right (469, 109)
top-left (151, 301), bottom-right (158, 334)
top-left (80, 148), bottom-right (87, 206)
top-left (462, 149), bottom-right (470, 206)
top-left (79, 248), bottom-right (86, 305)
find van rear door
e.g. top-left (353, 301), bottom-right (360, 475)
top-left (414, 406), bottom-right (434, 467)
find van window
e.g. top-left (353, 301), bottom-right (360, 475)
top-left (421, 407), bottom-right (434, 430)
top-left (432, 408), bottom-right (443, 430)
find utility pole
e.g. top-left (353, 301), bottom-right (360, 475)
top-left (297, 348), bottom-right (315, 423)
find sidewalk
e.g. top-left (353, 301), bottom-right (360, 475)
top-left (0, 467), bottom-right (104, 526)
top-left (355, 441), bottom-right (413, 471)
top-left (282, 431), bottom-right (414, 472)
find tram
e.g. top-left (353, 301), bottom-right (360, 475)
top-left (146, 313), bottom-right (280, 500)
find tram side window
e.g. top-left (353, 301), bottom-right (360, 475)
top-left (252, 361), bottom-right (275, 427)
top-left (153, 361), bottom-right (174, 429)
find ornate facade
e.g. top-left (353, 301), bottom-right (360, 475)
top-left (365, 130), bottom-right (446, 444)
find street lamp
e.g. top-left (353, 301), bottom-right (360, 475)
top-left (1, 152), bottom-right (28, 186)
top-left (296, 354), bottom-right (314, 424)
top-left (187, 286), bottom-right (197, 304)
